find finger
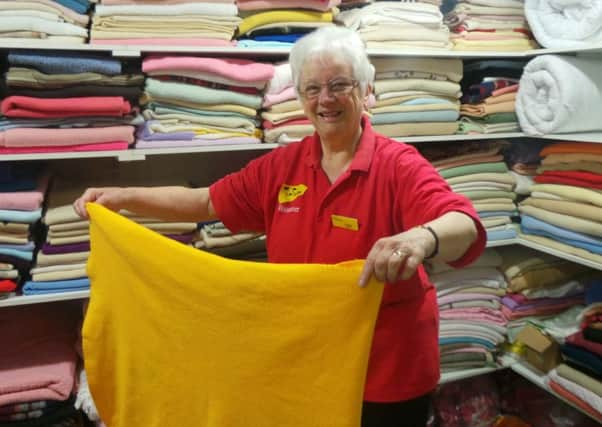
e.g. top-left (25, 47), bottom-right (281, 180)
top-left (374, 249), bottom-right (392, 282)
top-left (73, 197), bottom-right (87, 219)
top-left (399, 253), bottom-right (422, 281)
top-left (358, 258), bottom-right (374, 288)
top-left (359, 241), bottom-right (384, 287)
top-left (386, 249), bottom-right (407, 283)
top-left (74, 188), bottom-right (101, 219)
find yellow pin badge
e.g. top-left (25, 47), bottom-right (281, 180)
top-left (278, 184), bottom-right (308, 203)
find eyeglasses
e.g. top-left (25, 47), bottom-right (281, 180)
top-left (298, 79), bottom-right (359, 100)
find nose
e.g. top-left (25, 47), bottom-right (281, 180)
top-left (317, 86), bottom-right (336, 102)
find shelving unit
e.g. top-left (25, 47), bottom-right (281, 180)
top-left (1, 36), bottom-right (601, 425)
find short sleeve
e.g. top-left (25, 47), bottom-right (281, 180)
top-left (209, 154), bottom-right (272, 234)
top-left (395, 146), bottom-right (487, 268)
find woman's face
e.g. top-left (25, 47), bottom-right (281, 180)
top-left (298, 55), bottom-right (365, 143)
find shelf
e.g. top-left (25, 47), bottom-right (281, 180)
top-left (4, 131), bottom-right (602, 163)
top-left (0, 144), bottom-right (278, 162)
top-left (0, 39), bottom-right (291, 57)
top-left (486, 238), bottom-right (518, 248)
top-left (0, 149), bottom-right (134, 162)
top-left (1, 40), bottom-right (602, 59)
top-left (128, 143), bottom-right (277, 160)
top-left (486, 237), bottom-right (602, 271)
top-left (0, 290), bottom-right (90, 307)
top-left (527, 43), bottom-right (602, 57)
top-left (537, 132), bottom-right (602, 143)
top-left (516, 237), bottom-right (602, 271)
top-left (400, 132), bottom-right (602, 144)
top-left (510, 361), bottom-right (602, 424)
top-left (440, 365), bottom-right (505, 384)
top-left (367, 49), bottom-right (528, 59)
top-left (398, 132), bottom-right (526, 143)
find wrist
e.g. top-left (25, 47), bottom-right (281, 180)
top-left (419, 225), bottom-right (439, 259)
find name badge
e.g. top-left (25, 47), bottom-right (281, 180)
top-left (331, 214), bottom-right (359, 231)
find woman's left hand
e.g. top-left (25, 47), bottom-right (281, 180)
top-left (358, 227), bottom-right (433, 287)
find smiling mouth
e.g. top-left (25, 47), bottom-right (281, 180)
top-left (318, 111), bottom-right (342, 119)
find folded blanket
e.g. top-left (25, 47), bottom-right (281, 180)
top-left (516, 55), bottom-right (602, 135)
top-left (22, 277), bottom-right (90, 295)
top-left (0, 304), bottom-right (78, 405)
top-left (8, 50), bottom-right (119, 75)
top-left (1, 96), bottom-right (131, 118)
top-left (525, 0), bottom-right (602, 48)
top-left (0, 126), bottom-right (134, 147)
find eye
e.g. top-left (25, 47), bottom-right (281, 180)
top-left (330, 82), bottom-right (348, 93)
top-left (303, 85), bottom-right (320, 96)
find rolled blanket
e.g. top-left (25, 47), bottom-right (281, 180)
top-left (516, 55), bottom-right (602, 136)
top-left (525, 0), bottom-right (602, 48)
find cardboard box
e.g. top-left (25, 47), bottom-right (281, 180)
top-left (516, 324), bottom-right (561, 373)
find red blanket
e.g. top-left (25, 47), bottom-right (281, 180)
top-left (1, 96), bottom-right (131, 118)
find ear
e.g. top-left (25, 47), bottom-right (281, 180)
top-left (363, 84), bottom-right (374, 110)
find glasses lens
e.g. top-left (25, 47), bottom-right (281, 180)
top-left (301, 79), bottom-right (357, 99)
top-left (329, 81), bottom-right (353, 95)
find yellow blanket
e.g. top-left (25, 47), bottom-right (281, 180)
top-left (83, 204), bottom-right (383, 427)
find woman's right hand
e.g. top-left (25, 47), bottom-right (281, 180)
top-left (73, 187), bottom-right (127, 219)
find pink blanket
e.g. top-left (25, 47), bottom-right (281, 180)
top-left (0, 175), bottom-right (49, 211)
top-left (143, 56), bottom-right (274, 83)
top-left (0, 126), bottom-right (134, 147)
top-left (0, 304), bottom-right (79, 406)
top-left (0, 141), bottom-right (129, 154)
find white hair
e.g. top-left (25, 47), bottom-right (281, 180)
top-left (289, 26), bottom-right (375, 95)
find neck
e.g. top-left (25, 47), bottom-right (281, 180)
top-left (320, 125), bottom-right (363, 183)
top-left (320, 124), bottom-right (362, 159)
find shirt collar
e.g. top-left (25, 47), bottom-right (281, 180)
top-left (304, 115), bottom-right (376, 173)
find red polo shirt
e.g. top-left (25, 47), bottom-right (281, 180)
top-left (210, 117), bottom-right (486, 402)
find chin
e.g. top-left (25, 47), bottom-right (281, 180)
top-left (316, 125), bottom-right (341, 139)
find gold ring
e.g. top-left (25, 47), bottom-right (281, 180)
top-left (392, 249), bottom-right (403, 257)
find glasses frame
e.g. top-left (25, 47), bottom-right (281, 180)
top-left (298, 78), bottom-right (360, 100)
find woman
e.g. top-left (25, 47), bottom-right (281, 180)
top-left (74, 26), bottom-right (486, 427)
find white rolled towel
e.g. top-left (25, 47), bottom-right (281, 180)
top-left (516, 54), bottom-right (602, 136)
top-left (525, 0), bottom-right (602, 48)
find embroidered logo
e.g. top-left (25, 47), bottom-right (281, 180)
top-left (278, 184), bottom-right (308, 204)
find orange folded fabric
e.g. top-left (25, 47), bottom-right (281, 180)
top-left (540, 142), bottom-right (602, 156)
